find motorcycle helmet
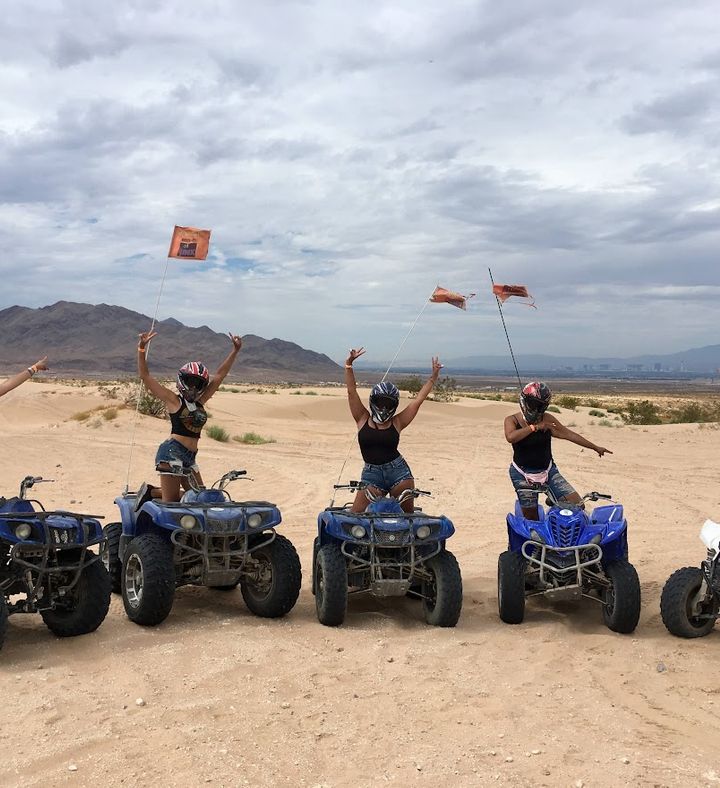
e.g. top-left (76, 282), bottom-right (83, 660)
top-left (519, 381), bottom-right (551, 424)
top-left (369, 381), bottom-right (400, 424)
top-left (177, 361), bottom-right (210, 402)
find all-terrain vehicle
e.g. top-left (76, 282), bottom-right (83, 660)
top-left (104, 467), bottom-right (301, 626)
top-left (0, 475), bottom-right (111, 651)
top-left (312, 481), bottom-right (462, 627)
top-left (498, 486), bottom-right (640, 633)
top-left (660, 519), bottom-right (720, 638)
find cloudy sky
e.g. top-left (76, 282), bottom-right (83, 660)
top-left (1, 1), bottom-right (718, 366)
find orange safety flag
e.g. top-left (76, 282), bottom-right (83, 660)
top-left (168, 226), bottom-right (211, 260)
top-left (430, 285), bottom-right (476, 311)
top-left (492, 283), bottom-right (535, 307)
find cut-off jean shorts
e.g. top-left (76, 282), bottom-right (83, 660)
top-left (360, 455), bottom-right (413, 493)
top-left (155, 438), bottom-right (199, 474)
top-left (509, 462), bottom-right (576, 509)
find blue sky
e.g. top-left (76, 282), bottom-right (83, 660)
top-left (1, 1), bottom-right (719, 365)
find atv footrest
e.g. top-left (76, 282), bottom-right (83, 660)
top-left (370, 579), bottom-right (410, 597)
top-left (543, 584), bottom-right (583, 602)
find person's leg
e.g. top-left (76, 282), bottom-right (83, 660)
top-left (158, 473), bottom-right (182, 502)
top-left (390, 478), bottom-right (415, 513)
top-left (548, 465), bottom-right (583, 508)
top-left (510, 465), bottom-right (540, 520)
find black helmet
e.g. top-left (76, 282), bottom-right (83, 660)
top-left (369, 381), bottom-right (400, 423)
top-left (520, 381), bottom-right (551, 424)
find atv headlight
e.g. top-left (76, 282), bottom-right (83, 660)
top-left (529, 529), bottom-right (545, 544)
top-left (180, 515), bottom-right (197, 530)
top-left (589, 533), bottom-right (602, 545)
top-left (247, 513), bottom-right (263, 529)
top-left (350, 525), bottom-right (366, 539)
top-left (15, 523), bottom-right (32, 540)
top-left (416, 525), bottom-right (431, 540)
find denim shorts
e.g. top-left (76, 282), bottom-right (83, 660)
top-left (360, 455), bottom-right (413, 493)
top-left (509, 462), bottom-right (576, 508)
top-left (155, 438), bottom-right (199, 473)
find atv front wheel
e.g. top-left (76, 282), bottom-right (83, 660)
top-left (0, 595), bottom-right (8, 651)
top-left (498, 550), bottom-right (526, 624)
top-left (241, 534), bottom-right (301, 618)
top-left (602, 559), bottom-right (641, 634)
top-left (122, 534), bottom-right (175, 626)
top-left (660, 566), bottom-right (718, 638)
top-left (422, 550), bottom-right (463, 627)
top-left (102, 522), bottom-right (122, 594)
top-left (315, 544), bottom-right (347, 626)
top-left (41, 556), bottom-right (111, 637)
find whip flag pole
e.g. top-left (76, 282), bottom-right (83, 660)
top-left (123, 226), bottom-right (212, 493)
top-left (488, 267), bottom-right (524, 390)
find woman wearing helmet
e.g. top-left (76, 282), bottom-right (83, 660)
top-left (344, 348), bottom-right (443, 513)
top-left (135, 330), bottom-right (243, 503)
top-left (504, 381), bottom-right (612, 520)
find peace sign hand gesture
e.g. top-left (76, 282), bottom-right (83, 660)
top-left (228, 333), bottom-right (243, 351)
top-left (138, 331), bottom-right (157, 351)
top-left (430, 356), bottom-right (444, 381)
top-left (346, 347), bottom-right (366, 366)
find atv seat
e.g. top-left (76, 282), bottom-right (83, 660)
top-left (181, 489), bottom-right (226, 504)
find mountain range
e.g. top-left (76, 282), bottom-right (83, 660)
top-left (0, 302), bottom-right (342, 381)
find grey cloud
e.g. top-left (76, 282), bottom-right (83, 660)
top-left (52, 31), bottom-right (132, 68)
top-left (620, 83), bottom-right (715, 136)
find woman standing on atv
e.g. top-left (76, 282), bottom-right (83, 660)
top-left (136, 331), bottom-right (243, 503)
top-left (504, 381), bottom-right (612, 520)
top-left (344, 348), bottom-right (442, 513)
top-left (0, 356), bottom-right (49, 397)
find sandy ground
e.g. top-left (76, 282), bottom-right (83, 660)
top-left (0, 380), bottom-right (719, 788)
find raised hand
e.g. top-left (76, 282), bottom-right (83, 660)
top-left (228, 333), bottom-right (243, 351)
top-left (430, 356), bottom-right (444, 380)
top-left (33, 356), bottom-right (49, 371)
top-left (346, 347), bottom-right (366, 366)
top-left (138, 331), bottom-right (157, 350)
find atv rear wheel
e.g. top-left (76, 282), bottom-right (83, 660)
top-left (0, 595), bottom-right (8, 651)
top-left (602, 559), bottom-right (641, 634)
top-left (422, 550), bottom-right (463, 627)
top-left (241, 534), bottom-right (301, 618)
top-left (498, 550), bottom-right (526, 624)
top-left (102, 522), bottom-right (122, 594)
top-left (41, 556), bottom-right (111, 637)
top-left (315, 544), bottom-right (347, 626)
top-left (122, 534), bottom-right (175, 626)
top-left (660, 566), bottom-right (718, 638)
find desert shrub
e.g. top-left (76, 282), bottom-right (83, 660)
top-left (234, 432), bottom-right (276, 445)
top-left (206, 424), bottom-right (230, 442)
top-left (598, 419), bottom-right (615, 427)
top-left (98, 383), bottom-right (120, 400)
top-left (554, 395), bottom-right (580, 410)
top-left (669, 401), bottom-right (720, 424)
top-left (621, 400), bottom-right (662, 425)
top-left (588, 409), bottom-right (606, 417)
top-left (124, 383), bottom-right (166, 418)
top-left (547, 405), bottom-right (561, 413)
top-left (432, 376), bottom-right (458, 403)
top-left (584, 398), bottom-right (603, 409)
top-left (397, 376), bottom-right (423, 397)
top-left (72, 410), bottom-right (92, 422)
top-left (103, 408), bottom-right (117, 421)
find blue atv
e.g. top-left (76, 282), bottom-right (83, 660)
top-left (312, 481), bottom-right (462, 627)
top-left (498, 487), bottom-right (640, 633)
top-left (104, 468), bottom-right (301, 626)
top-left (660, 519), bottom-right (720, 638)
top-left (0, 475), bottom-right (111, 651)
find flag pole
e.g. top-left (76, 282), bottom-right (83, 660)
top-left (380, 284), bottom-right (438, 382)
top-left (488, 268), bottom-right (523, 389)
top-left (123, 256), bottom-right (172, 493)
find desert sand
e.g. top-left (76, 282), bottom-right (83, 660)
top-left (0, 380), bottom-right (718, 787)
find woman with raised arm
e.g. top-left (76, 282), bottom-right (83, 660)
top-left (504, 381), bottom-right (612, 521)
top-left (344, 348), bottom-right (442, 513)
top-left (0, 356), bottom-right (49, 397)
top-left (135, 331), bottom-right (243, 504)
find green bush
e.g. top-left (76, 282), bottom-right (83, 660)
top-left (554, 395), bottom-right (580, 410)
top-left (588, 409), bottom-right (605, 417)
top-left (584, 398), bottom-right (603, 409)
top-left (546, 405), bottom-right (561, 413)
top-left (234, 432), bottom-right (276, 445)
top-left (432, 376), bottom-right (458, 403)
top-left (397, 376), bottom-right (423, 397)
top-left (103, 408), bottom-right (118, 421)
top-left (125, 384), bottom-right (166, 418)
top-left (621, 400), bottom-right (662, 425)
top-left (206, 425), bottom-right (230, 442)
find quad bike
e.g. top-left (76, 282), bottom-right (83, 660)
top-left (104, 467), bottom-right (301, 626)
top-left (660, 519), bottom-right (720, 638)
top-left (498, 486), bottom-right (641, 633)
top-left (312, 481), bottom-right (462, 627)
top-left (0, 475), bottom-right (111, 651)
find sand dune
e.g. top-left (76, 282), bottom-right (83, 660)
top-left (0, 381), bottom-right (718, 787)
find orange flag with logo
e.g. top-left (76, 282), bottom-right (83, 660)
top-left (492, 284), bottom-right (535, 307)
top-left (430, 285), bottom-right (476, 311)
top-left (168, 226), bottom-right (211, 260)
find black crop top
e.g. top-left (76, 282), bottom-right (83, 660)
top-left (358, 419), bottom-right (400, 465)
top-left (170, 397), bottom-right (208, 439)
top-left (512, 418), bottom-right (552, 471)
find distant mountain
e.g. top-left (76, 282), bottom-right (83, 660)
top-left (0, 302), bottom-right (342, 381)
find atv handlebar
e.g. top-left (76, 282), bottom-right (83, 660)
top-left (541, 486), bottom-right (614, 507)
top-left (333, 481), bottom-right (431, 503)
top-left (20, 475), bottom-right (54, 500)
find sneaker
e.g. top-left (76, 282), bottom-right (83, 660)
top-left (134, 482), bottom-right (155, 512)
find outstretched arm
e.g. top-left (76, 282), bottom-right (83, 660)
top-left (544, 414), bottom-right (613, 457)
top-left (504, 413), bottom-right (539, 444)
top-left (0, 356), bottom-right (49, 398)
top-left (345, 347), bottom-right (369, 427)
top-left (395, 357), bottom-right (443, 431)
top-left (202, 333), bottom-right (243, 401)
top-left (137, 331), bottom-right (180, 408)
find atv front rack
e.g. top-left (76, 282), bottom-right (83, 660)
top-left (521, 540), bottom-right (607, 599)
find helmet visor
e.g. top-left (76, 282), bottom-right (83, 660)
top-left (179, 373), bottom-right (208, 400)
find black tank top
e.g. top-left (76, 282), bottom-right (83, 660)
top-left (169, 396), bottom-right (208, 439)
top-left (512, 417), bottom-right (552, 471)
top-left (358, 419), bottom-right (400, 464)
